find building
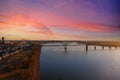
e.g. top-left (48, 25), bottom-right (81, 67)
top-left (0, 37), bottom-right (5, 44)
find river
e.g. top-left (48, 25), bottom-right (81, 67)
top-left (40, 43), bottom-right (120, 80)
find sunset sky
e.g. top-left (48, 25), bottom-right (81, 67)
top-left (0, 0), bottom-right (120, 40)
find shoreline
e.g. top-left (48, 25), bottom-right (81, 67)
top-left (0, 46), bottom-right (41, 80)
top-left (29, 46), bottom-right (41, 80)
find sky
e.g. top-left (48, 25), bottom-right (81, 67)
top-left (0, 0), bottom-right (120, 40)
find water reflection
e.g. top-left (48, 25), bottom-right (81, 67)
top-left (40, 45), bottom-right (120, 80)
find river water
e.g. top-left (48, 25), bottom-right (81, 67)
top-left (40, 43), bottom-right (120, 80)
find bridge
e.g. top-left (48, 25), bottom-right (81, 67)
top-left (0, 40), bottom-right (120, 61)
top-left (1, 39), bottom-right (120, 80)
top-left (29, 40), bottom-right (120, 52)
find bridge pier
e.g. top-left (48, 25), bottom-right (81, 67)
top-left (64, 46), bottom-right (67, 52)
top-left (109, 46), bottom-right (111, 49)
top-left (86, 45), bottom-right (88, 52)
top-left (94, 46), bottom-right (96, 50)
top-left (102, 46), bottom-right (104, 50)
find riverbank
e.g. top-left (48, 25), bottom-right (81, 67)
top-left (0, 46), bottom-right (41, 80)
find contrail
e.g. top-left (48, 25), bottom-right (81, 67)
top-left (0, 14), bottom-right (16, 20)
top-left (0, 14), bottom-right (54, 35)
top-left (49, 0), bottom-right (74, 10)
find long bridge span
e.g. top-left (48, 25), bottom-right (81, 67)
top-left (0, 39), bottom-right (120, 79)
top-left (28, 40), bottom-right (120, 52)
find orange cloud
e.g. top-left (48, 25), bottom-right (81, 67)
top-left (0, 14), bottom-right (54, 40)
top-left (0, 7), bottom-right (119, 40)
top-left (25, 10), bottom-right (117, 33)
top-left (1, 2), bottom-right (117, 33)
top-left (71, 22), bottom-right (117, 32)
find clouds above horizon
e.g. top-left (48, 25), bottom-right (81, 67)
top-left (0, 0), bottom-right (120, 40)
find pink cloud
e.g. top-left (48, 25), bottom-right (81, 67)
top-left (1, 0), bottom-right (117, 33)
top-left (0, 0), bottom-right (119, 40)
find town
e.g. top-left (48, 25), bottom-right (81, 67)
top-left (0, 37), bottom-right (120, 80)
top-left (0, 37), bottom-right (31, 61)
top-left (1, 37), bottom-right (120, 61)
